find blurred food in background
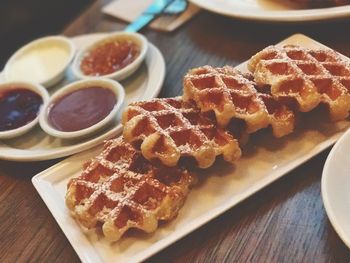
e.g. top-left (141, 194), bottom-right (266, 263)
top-left (0, 0), bottom-right (93, 68)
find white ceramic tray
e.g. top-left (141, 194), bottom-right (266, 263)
top-left (0, 33), bottom-right (165, 161)
top-left (190, 0), bottom-right (350, 22)
top-left (32, 34), bottom-right (350, 263)
top-left (322, 129), bottom-right (350, 249)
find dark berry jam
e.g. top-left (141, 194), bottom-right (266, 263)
top-left (0, 88), bottom-right (43, 131)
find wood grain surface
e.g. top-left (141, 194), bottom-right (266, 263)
top-left (1, 0), bottom-right (350, 262)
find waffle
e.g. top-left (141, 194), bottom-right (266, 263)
top-left (257, 92), bottom-right (295, 138)
top-left (66, 137), bottom-right (195, 241)
top-left (183, 66), bottom-right (295, 138)
top-left (248, 45), bottom-right (350, 121)
top-left (122, 97), bottom-right (241, 169)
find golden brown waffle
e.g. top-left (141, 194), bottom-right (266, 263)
top-left (122, 97), bottom-right (241, 168)
top-left (183, 65), bottom-right (295, 138)
top-left (183, 65), bottom-right (269, 131)
top-left (257, 92), bottom-right (295, 138)
top-left (66, 137), bottom-right (195, 241)
top-left (248, 45), bottom-right (350, 121)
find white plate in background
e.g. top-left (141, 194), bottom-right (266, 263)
top-left (322, 129), bottom-right (350, 249)
top-left (190, 0), bottom-right (350, 22)
top-left (0, 33), bottom-right (165, 161)
top-left (32, 34), bottom-right (350, 263)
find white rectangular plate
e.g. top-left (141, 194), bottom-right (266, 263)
top-left (32, 34), bottom-right (350, 263)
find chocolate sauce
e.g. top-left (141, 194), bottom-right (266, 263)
top-left (0, 89), bottom-right (42, 131)
top-left (48, 87), bottom-right (117, 132)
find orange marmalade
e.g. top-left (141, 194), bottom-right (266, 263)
top-left (80, 39), bottom-right (140, 76)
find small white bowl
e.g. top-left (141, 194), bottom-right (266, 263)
top-left (4, 36), bottom-right (76, 87)
top-left (0, 81), bottom-right (49, 139)
top-left (71, 32), bottom-right (148, 81)
top-left (39, 78), bottom-right (125, 139)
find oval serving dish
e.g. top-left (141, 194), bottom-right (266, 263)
top-left (39, 78), bottom-right (125, 139)
top-left (4, 36), bottom-right (76, 87)
top-left (0, 81), bottom-right (49, 139)
top-left (71, 32), bottom-right (148, 81)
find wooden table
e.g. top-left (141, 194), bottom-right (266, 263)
top-left (1, 1), bottom-right (350, 262)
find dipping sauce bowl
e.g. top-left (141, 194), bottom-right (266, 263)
top-left (39, 78), bottom-right (125, 139)
top-left (4, 36), bottom-right (76, 87)
top-left (71, 32), bottom-right (148, 81)
top-left (0, 81), bottom-right (49, 139)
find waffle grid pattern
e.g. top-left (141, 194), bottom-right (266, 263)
top-left (183, 66), bottom-right (295, 137)
top-left (248, 45), bottom-right (350, 121)
top-left (122, 97), bottom-right (241, 168)
top-left (66, 138), bottom-right (194, 241)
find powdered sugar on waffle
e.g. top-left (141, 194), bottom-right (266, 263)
top-left (183, 65), bottom-right (296, 138)
top-left (248, 45), bottom-right (350, 121)
top-left (122, 97), bottom-right (241, 168)
top-left (66, 137), bottom-right (195, 241)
